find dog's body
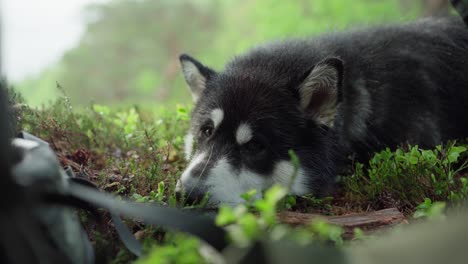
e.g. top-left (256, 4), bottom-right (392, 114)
top-left (177, 16), bottom-right (468, 206)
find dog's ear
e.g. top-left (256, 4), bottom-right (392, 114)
top-left (179, 54), bottom-right (216, 102)
top-left (297, 57), bottom-right (343, 126)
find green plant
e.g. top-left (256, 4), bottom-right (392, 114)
top-left (352, 228), bottom-right (366, 241)
top-left (307, 218), bottom-right (344, 246)
top-left (342, 143), bottom-right (468, 209)
top-left (413, 198), bottom-right (446, 220)
top-left (135, 234), bottom-right (205, 264)
top-left (297, 195), bottom-right (334, 211)
top-left (133, 181), bottom-right (166, 203)
top-left (216, 184), bottom-right (344, 248)
top-left (215, 185), bottom-right (285, 246)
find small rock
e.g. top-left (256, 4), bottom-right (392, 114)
top-left (113, 148), bottom-right (122, 158)
top-left (104, 182), bottom-right (120, 190)
top-left (109, 174), bottom-right (121, 182)
top-left (134, 230), bottom-right (145, 241)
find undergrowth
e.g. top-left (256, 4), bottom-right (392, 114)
top-left (342, 144), bottom-right (468, 211)
top-left (11, 88), bottom-right (468, 263)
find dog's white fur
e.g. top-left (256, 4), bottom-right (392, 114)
top-left (179, 108), bottom-right (309, 206)
top-left (181, 60), bottom-right (207, 102)
top-left (210, 108), bottom-right (224, 129)
top-left (178, 152), bottom-right (207, 193)
top-left (180, 148), bottom-right (310, 206)
top-left (298, 62), bottom-right (339, 126)
top-left (183, 132), bottom-right (194, 160)
top-left (235, 123), bottom-right (253, 145)
top-left (271, 161), bottom-right (309, 195)
top-left (204, 157), bottom-right (266, 205)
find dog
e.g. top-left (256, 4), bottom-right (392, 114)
top-left (175, 15), bottom-right (468, 206)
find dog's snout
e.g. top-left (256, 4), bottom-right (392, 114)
top-left (176, 188), bottom-right (207, 206)
top-left (175, 180), bottom-right (186, 203)
top-left (175, 189), bottom-right (183, 203)
top-left (175, 179), bottom-right (183, 192)
top-left (175, 179), bottom-right (207, 205)
top-left (185, 190), bottom-right (206, 205)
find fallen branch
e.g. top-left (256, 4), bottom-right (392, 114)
top-left (278, 208), bottom-right (407, 238)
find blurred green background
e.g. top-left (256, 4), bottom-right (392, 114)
top-left (15, 0), bottom-right (448, 108)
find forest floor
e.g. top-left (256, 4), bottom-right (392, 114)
top-left (12, 91), bottom-right (468, 263)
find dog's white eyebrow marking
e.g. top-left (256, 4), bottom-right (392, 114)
top-left (236, 123), bottom-right (253, 145)
top-left (210, 108), bottom-right (224, 129)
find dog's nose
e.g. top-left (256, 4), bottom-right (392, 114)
top-left (175, 179), bottom-right (183, 192)
top-left (184, 190), bottom-right (206, 205)
top-left (176, 190), bottom-right (203, 205)
top-left (175, 179), bottom-right (185, 203)
top-left (175, 190), bottom-right (183, 203)
top-left (175, 180), bottom-right (207, 205)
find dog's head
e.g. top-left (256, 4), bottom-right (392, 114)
top-left (176, 52), bottom-right (343, 206)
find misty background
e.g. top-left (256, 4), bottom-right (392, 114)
top-left (2, 0), bottom-right (450, 107)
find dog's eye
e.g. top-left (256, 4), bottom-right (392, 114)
top-left (201, 125), bottom-right (214, 138)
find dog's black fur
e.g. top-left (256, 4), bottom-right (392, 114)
top-left (179, 16), bottom-right (468, 201)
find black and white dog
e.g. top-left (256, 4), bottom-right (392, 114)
top-left (176, 15), bottom-right (468, 206)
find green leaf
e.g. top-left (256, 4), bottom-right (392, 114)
top-left (215, 206), bottom-right (237, 226)
top-left (157, 181), bottom-right (165, 197)
top-left (92, 104), bottom-right (110, 115)
top-left (447, 146), bottom-right (467, 163)
top-left (409, 156), bottom-right (419, 165)
top-left (240, 189), bottom-right (258, 203)
top-left (238, 214), bottom-right (260, 240)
